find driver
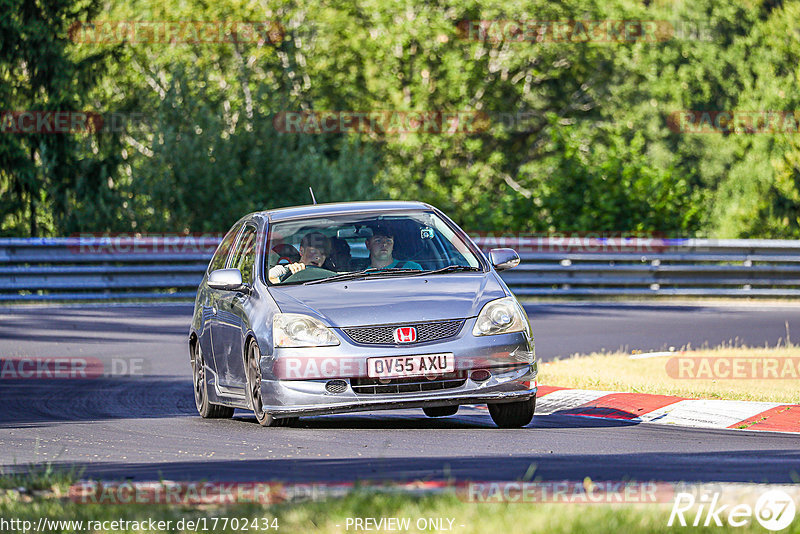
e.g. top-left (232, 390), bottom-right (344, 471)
top-left (268, 231), bottom-right (331, 284)
top-left (366, 225), bottom-right (422, 270)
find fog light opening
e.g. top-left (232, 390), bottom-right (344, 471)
top-left (471, 369), bottom-right (491, 382)
top-left (325, 379), bottom-right (348, 394)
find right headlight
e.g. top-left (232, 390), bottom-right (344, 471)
top-left (273, 313), bottom-right (340, 347)
top-left (472, 296), bottom-right (531, 337)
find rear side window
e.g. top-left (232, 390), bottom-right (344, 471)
top-left (208, 222), bottom-right (243, 273)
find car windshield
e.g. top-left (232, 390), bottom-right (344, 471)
top-left (266, 210), bottom-right (484, 286)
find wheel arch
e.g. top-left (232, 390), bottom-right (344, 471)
top-left (242, 331), bottom-right (259, 371)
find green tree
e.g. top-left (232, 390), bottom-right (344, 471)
top-left (0, 0), bottom-right (123, 236)
top-left (5, 0), bottom-right (800, 238)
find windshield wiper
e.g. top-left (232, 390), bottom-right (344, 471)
top-left (303, 268), bottom-right (422, 285)
top-left (415, 265), bottom-right (481, 275)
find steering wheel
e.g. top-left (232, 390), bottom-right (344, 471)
top-left (283, 265), bottom-right (337, 283)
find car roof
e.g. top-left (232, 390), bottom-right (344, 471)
top-left (261, 201), bottom-right (433, 222)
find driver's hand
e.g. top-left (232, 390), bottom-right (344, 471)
top-left (268, 262), bottom-right (306, 284)
top-left (287, 262), bottom-right (306, 275)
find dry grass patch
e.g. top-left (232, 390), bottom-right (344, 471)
top-left (540, 345), bottom-right (800, 403)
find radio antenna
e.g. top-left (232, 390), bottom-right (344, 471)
top-left (309, 187), bottom-right (317, 205)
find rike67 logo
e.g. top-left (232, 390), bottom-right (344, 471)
top-left (669, 489), bottom-right (796, 531)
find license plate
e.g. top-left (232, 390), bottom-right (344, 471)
top-left (367, 353), bottom-right (454, 379)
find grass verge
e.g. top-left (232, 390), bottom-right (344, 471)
top-left (540, 345), bottom-right (800, 403)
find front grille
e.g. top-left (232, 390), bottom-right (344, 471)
top-left (343, 319), bottom-right (464, 345)
top-left (351, 371), bottom-right (467, 394)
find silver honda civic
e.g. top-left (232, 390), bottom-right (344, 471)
top-left (189, 201), bottom-right (537, 428)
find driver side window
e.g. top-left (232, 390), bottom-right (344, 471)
top-left (229, 225), bottom-right (258, 285)
top-left (208, 222), bottom-right (243, 273)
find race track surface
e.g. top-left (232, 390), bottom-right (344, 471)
top-left (1, 303), bottom-right (799, 484)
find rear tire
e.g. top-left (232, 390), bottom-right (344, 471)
top-left (488, 397), bottom-right (535, 428)
top-left (192, 342), bottom-right (234, 419)
top-left (245, 340), bottom-right (298, 427)
top-left (423, 405), bottom-right (459, 417)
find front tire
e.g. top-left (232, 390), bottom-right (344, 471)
top-left (423, 405), bottom-right (459, 417)
top-left (245, 340), bottom-right (297, 427)
top-left (488, 397), bottom-right (535, 428)
top-left (192, 342), bottom-right (234, 419)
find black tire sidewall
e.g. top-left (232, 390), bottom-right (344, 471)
top-left (488, 397), bottom-right (536, 428)
top-left (246, 340), bottom-right (275, 426)
top-left (193, 343), bottom-right (211, 417)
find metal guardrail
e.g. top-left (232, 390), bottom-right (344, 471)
top-left (0, 237), bottom-right (210, 301)
top-left (1, 236), bottom-right (800, 301)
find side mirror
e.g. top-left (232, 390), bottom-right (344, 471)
top-left (208, 268), bottom-right (244, 291)
top-left (489, 248), bottom-right (520, 272)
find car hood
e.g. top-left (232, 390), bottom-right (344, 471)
top-left (268, 273), bottom-right (507, 327)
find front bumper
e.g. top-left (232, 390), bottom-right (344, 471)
top-left (261, 361), bottom-right (537, 418)
top-left (259, 323), bottom-right (536, 418)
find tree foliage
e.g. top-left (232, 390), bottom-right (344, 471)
top-left (0, 0), bottom-right (125, 236)
top-left (1, 0), bottom-right (799, 237)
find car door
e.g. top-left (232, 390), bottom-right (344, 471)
top-left (201, 221), bottom-right (242, 384)
top-left (211, 223), bottom-right (257, 390)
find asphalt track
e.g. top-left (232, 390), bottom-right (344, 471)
top-left (1, 302), bottom-right (799, 484)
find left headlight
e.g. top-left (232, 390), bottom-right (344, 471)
top-left (273, 313), bottom-right (340, 347)
top-left (472, 296), bottom-right (531, 337)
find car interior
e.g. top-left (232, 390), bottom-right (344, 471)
top-left (265, 215), bottom-right (477, 282)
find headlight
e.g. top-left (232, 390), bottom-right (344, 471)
top-left (472, 297), bottom-right (531, 337)
top-left (273, 313), bottom-right (340, 347)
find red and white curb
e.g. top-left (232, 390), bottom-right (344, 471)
top-left (533, 386), bottom-right (800, 433)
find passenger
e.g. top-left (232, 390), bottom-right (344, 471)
top-left (268, 231), bottom-right (331, 283)
top-left (323, 237), bottom-right (352, 272)
top-left (365, 225), bottom-right (422, 270)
